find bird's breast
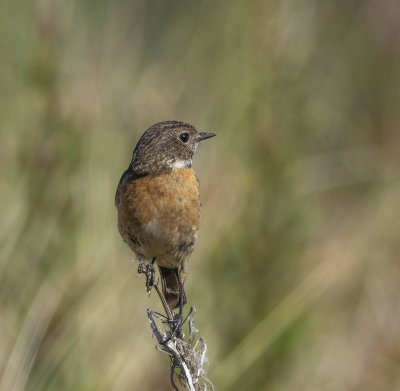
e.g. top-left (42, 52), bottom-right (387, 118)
top-left (116, 168), bottom-right (201, 266)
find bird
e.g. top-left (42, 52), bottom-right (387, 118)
top-left (115, 121), bottom-right (215, 311)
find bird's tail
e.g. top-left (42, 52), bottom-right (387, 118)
top-left (158, 266), bottom-right (186, 310)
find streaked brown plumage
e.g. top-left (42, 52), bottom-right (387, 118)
top-left (115, 121), bottom-right (215, 309)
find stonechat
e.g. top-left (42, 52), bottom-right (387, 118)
top-left (115, 121), bottom-right (215, 310)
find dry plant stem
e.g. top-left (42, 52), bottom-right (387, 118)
top-left (137, 260), bottom-right (214, 391)
top-left (147, 310), bottom-right (196, 391)
top-left (153, 283), bottom-right (174, 321)
top-left (137, 259), bottom-right (174, 321)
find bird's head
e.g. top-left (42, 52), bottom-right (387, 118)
top-left (130, 121), bottom-right (215, 174)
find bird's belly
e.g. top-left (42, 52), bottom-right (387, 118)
top-left (117, 169), bottom-right (200, 267)
top-left (137, 218), bottom-right (196, 268)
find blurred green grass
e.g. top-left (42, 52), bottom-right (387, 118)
top-left (1, 1), bottom-right (400, 390)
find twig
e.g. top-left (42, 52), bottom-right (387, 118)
top-left (138, 260), bottom-right (174, 321)
top-left (138, 261), bottom-right (214, 390)
top-left (153, 283), bottom-right (174, 321)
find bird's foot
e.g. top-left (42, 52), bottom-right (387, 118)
top-left (150, 310), bottom-right (183, 342)
top-left (167, 313), bottom-right (184, 341)
top-left (137, 259), bottom-right (156, 294)
top-left (166, 306), bottom-right (194, 341)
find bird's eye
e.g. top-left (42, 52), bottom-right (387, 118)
top-left (179, 133), bottom-right (189, 143)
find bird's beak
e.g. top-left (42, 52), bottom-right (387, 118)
top-left (196, 132), bottom-right (216, 142)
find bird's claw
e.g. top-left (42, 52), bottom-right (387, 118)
top-left (137, 260), bottom-right (156, 294)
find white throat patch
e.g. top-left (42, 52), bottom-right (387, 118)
top-left (168, 159), bottom-right (190, 170)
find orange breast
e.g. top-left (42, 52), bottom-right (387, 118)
top-left (116, 168), bottom-right (200, 268)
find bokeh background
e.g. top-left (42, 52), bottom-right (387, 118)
top-left (1, 1), bottom-right (400, 390)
